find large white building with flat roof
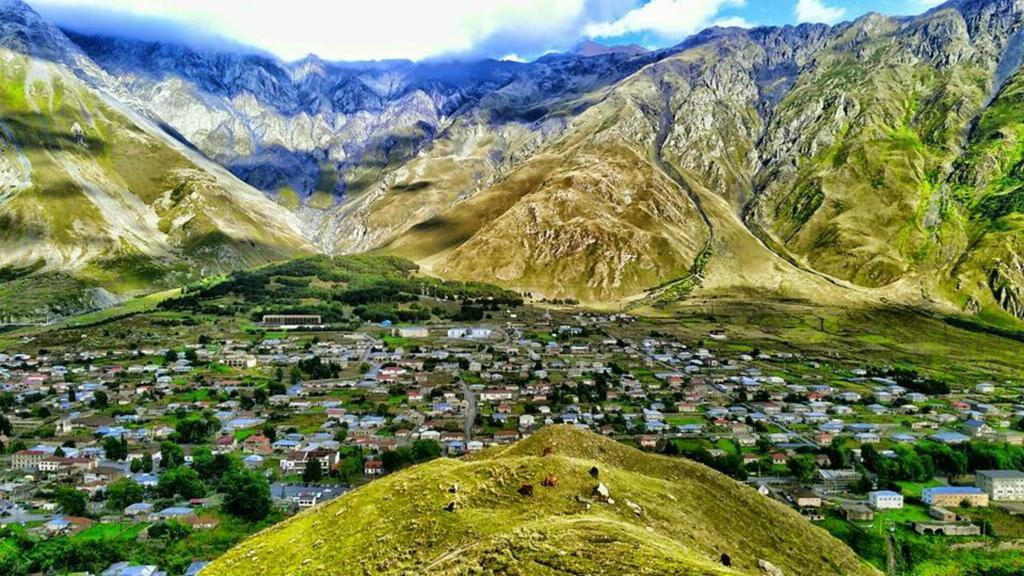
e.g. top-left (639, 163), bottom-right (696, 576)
top-left (976, 470), bottom-right (1024, 501)
top-left (868, 490), bottom-right (904, 509)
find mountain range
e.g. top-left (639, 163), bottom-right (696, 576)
top-left (3, 0), bottom-right (1024, 326)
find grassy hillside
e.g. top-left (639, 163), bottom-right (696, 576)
top-left (156, 254), bottom-right (522, 328)
top-left (0, 39), bottom-right (310, 319)
top-left (203, 426), bottom-right (878, 576)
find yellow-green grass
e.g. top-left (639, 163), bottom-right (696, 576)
top-left (204, 426), bottom-right (878, 576)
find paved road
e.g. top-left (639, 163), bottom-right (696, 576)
top-left (0, 508), bottom-right (50, 525)
top-left (462, 381), bottom-right (477, 441)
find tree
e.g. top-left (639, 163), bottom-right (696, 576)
top-left (105, 478), bottom-right (145, 512)
top-left (102, 436), bottom-right (128, 461)
top-left (334, 446), bottom-right (365, 483)
top-left (157, 467), bottom-right (206, 499)
top-left (820, 444), bottom-right (848, 469)
top-left (129, 458), bottom-right (143, 473)
top-left (91, 390), bottom-right (109, 409)
top-left (303, 458), bottom-right (323, 482)
top-left (174, 413), bottom-right (218, 444)
top-left (787, 455), bottom-right (815, 483)
top-left (56, 486), bottom-right (88, 516)
top-left (0, 413), bottom-right (11, 437)
top-left (382, 449), bottom-right (411, 473)
top-left (192, 447), bottom-right (235, 483)
top-left (221, 469), bottom-right (272, 522)
top-left (148, 520), bottom-right (192, 541)
top-left (852, 474), bottom-right (874, 495)
top-left (411, 439), bottom-right (441, 462)
top-left (141, 453), bottom-right (154, 473)
top-left (160, 441), bottom-right (185, 469)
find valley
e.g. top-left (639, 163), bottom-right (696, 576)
top-left (2, 255), bottom-right (1024, 575)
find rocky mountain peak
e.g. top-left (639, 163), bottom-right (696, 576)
top-left (571, 40), bottom-right (649, 58)
top-left (0, 0), bottom-right (78, 63)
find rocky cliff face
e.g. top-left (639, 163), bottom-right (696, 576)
top-left (8, 0), bottom-right (1024, 321)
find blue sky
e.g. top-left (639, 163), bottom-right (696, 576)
top-left (31, 0), bottom-right (949, 62)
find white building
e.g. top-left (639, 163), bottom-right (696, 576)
top-left (976, 470), bottom-right (1024, 501)
top-left (396, 326), bottom-right (429, 338)
top-left (868, 490), bottom-right (904, 509)
top-left (447, 327), bottom-right (493, 339)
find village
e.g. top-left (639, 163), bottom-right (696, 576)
top-left (2, 309), bottom-right (1024, 575)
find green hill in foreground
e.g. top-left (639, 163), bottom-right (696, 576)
top-left (203, 426), bottom-right (879, 576)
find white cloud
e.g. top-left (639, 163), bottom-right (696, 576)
top-left (711, 16), bottom-right (754, 29)
top-left (585, 0), bottom-right (745, 40)
top-left (795, 0), bottom-right (846, 24)
top-left (30, 0), bottom-right (593, 61)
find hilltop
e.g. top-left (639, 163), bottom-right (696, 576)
top-left (202, 426), bottom-right (878, 576)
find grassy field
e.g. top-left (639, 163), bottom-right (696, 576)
top-left (0, 538), bottom-right (18, 561)
top-left (616, 298), bottom-right (1024, 381)
top-left (960, 507), bottom-right (1024, 538)
top-left (896, 479), bottom-right (946, 500)
top-left (72, 522), bottom-right (150, 541)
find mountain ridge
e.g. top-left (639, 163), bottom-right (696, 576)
top-left (5, 0), bottom-right (1024, 328)
top-left (0, 0), bottom-right (311, 318)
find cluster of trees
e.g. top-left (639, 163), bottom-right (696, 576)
top-left (160, 254), bottom-right (521, 324)
top-left (381, 440), bottom-right (442, 473)
top-left (221, 468), bottom-right (272, 521)
top-left (102, 436), bottom-right (129, 461)
top-left (55, 486), bottom-right (88, 516)
top-left (106, 477), bottom-right (146, 511)
top-left (860, 444), bottom-right (935, 485)
top-left (847, 439), bottom-right (1024, 487)
top-left (172, 411), bottom-right (221, 444)
top-left (153, 444), bottom-right (273, 522)
top-left (332, 445), bottom-right (366, 483)
top-left (295, 356), bottom-right (341, 381)
top-left (866, 366), bottom-right (950, 395)
top-left (662, 440), bottom-right (748, 480)
top-left (576, 372), bottom-right (611, 404)
top-left (0, 412), bottom-right (11, 451)
top-left (352, 303), bottom-right (431, 324)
